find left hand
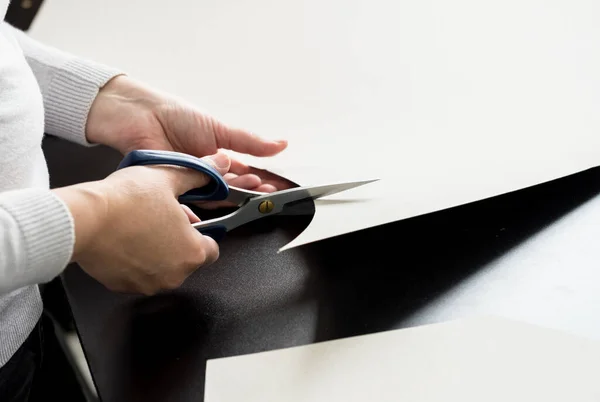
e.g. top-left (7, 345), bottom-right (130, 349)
top-left (86, 75), bottom-right (292, 193)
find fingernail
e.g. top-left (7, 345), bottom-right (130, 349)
top-left (210, 153), bottom-right (230, 169)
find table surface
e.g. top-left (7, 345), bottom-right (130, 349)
top-left (43, 135), bottom-right (600, 402)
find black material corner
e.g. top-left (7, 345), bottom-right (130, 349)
top-left (4, 0), bottom-right (44, 31)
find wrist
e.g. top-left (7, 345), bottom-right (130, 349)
top-left (52, 181), bottom-right (109, 263)
top-left (85, 75), bottom-right (159, 149)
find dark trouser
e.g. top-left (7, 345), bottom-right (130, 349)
top-left (0, 318), bottom-right (44, 401)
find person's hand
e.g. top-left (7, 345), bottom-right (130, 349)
top-left (86, 75), bottom-right (293, 193)
top-left (53, 153), bottom-right (231, 295)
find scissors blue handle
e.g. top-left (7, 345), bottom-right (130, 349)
top-left (116, 149), bottom-right (231, 241)
top-left (117, 149), bottom-right (230, 202)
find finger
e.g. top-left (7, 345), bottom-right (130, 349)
top-left (229, 158), bottom-right (252, 175)
top-left (163, 166), bottom-right (211, 195)
top-left (180, 204), bottom-right (201, 223)
top-left (190, 232), bottom-right (220, 271)
top-left (255, 183), bottom-right (278, 193)
top-left (201, 235), bottom-right (220, 266)
top-left (190, 181), bottom-right (276, 210)
top-left (229, 158), bottom-right (296, 190)
top-left (223, 173), bottom-right (238, 181)
top-left (166, 152), bottom-right (231, 195)
top-left (201, 152), bottom-right (231, 175)
top-left (212, 119), bottom-right (288, 157)
top-left (225, 173), bottom-right (262, 189)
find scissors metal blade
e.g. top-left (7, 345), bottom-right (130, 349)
top-left (266, 179), bottom-right (379, 207)
top-left (192, 178), bottom-right (378, 233)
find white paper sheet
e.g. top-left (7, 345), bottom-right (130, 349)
top-left (28, 0), bottom-right (600, 250)
top-left (205, 316), bottom-right (600, 401)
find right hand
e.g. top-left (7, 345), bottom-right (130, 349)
top-left (54, 153), bottom-right (231, 295)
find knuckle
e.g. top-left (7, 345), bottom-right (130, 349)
top-left (139, 277), bottom-right (161, 295)
top-left (184, 248), bottom-right (206, 269)
top-left (163, 275), bottom-right (185, 290)
top-left (196, 248), bottom-right (208, 265)
top-left (141, 284), bottom-right (159, 296)
top-left (209, 119), bottom-right (229, 150)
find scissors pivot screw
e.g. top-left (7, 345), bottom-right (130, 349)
top-left (258, 200), bottom-right (275, 214)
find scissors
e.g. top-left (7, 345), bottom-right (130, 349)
top-left (117, 149), bottom-right (377, 241)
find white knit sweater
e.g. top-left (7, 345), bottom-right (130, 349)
top-left (0, 1), bottom-right (122, 366)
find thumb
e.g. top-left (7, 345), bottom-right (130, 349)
top-left (180, 204), bottom-right (201, 223)
top-left (201, 152), bottom-right (231, 176)
top-left (166, 153), bottom-right (231, 195)
top-left (212, 118), bottom-right (288, 157)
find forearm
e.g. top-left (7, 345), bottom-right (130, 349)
top-left (1, 22), bottom-right (124, 146)
top-left (0, 188), bottom-right (73, 295)
top-left (0, 182), bottom-right (106, 295)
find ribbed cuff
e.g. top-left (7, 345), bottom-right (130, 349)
top-left (0, 188), bottom-right (74, 285)
top-left (44, 58), bottom-right (124, 147)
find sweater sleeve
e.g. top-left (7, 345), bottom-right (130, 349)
top-left (1, 22), bottom-right (125, 146)
top-left (0, 188), bottom-right (74, 295)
